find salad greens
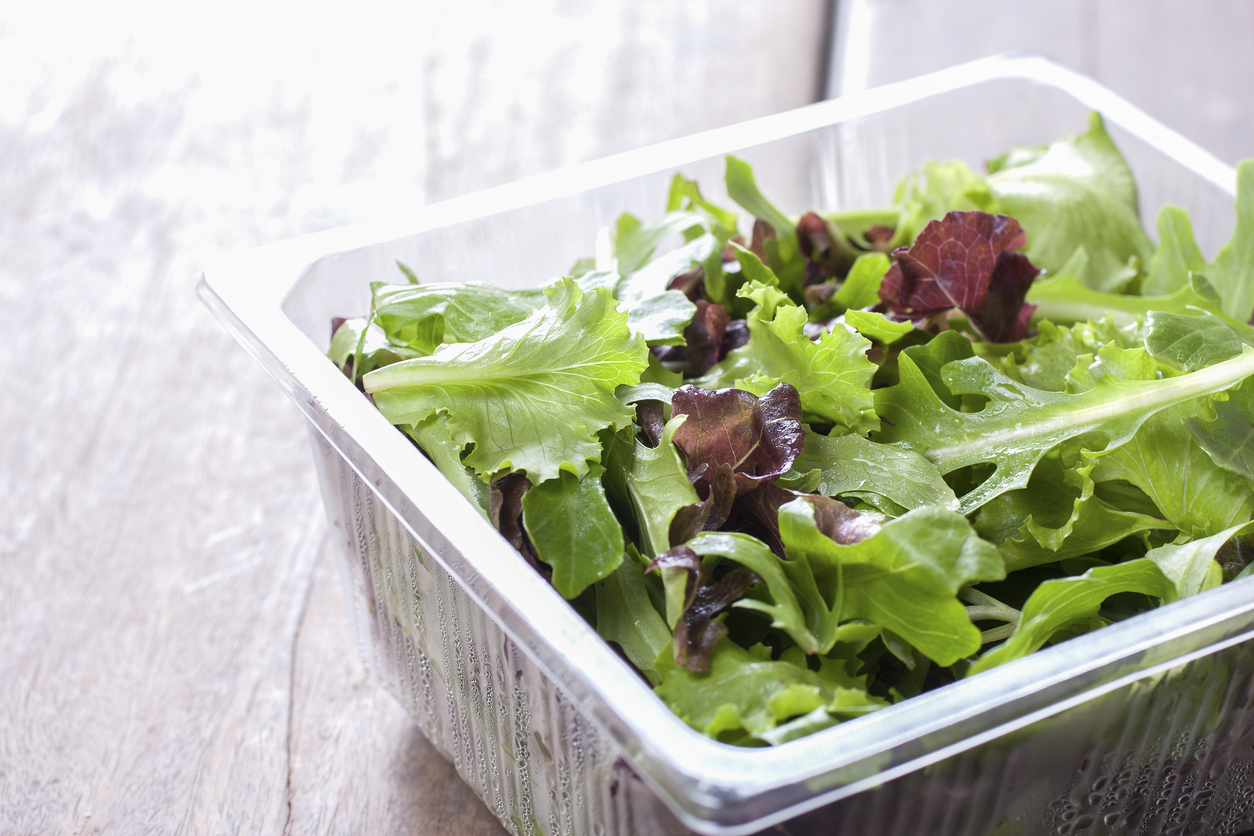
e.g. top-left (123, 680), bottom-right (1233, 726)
top-left (332, 113), bottom-right (1254, 746)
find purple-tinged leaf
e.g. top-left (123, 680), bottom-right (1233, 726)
top-left (736, 484), bottom-right (881, 557)
top-left (673, 566), bottom-right (762, 673)
top-left (635, 401), bottom-right (667, 448)
top-left (797, 211), bottom-right (859, 285)
top-left (490, 472), bottom-right (549, 580)
top-left (671, 383), bottom-right (804, 497)
top-left (667, 268), bottom-right (705, 301)
top-left (879, 211), bottom-right (1043, 342)
top-left (669, 463), bottom-right (737, 546)
top-left (647, 544), bottom-right (706, 616)
top-left (653, 300), bottom-right (731, 376)
top-left (721, 319), bottom-right (750, 355)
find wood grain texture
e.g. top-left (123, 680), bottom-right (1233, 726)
top-left (0, 2), bottom-right (830, 834)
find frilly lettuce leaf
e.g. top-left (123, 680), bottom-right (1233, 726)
top-left (879, 211), bottom-right (1042, 342)
top-left (655, 639), bottom-right (885, 743)
top-left (670, 382), bottom-right (804, 497)
top-left (365, 279), bottom-right (649, 483)
top-left (696, 266), bottom-right (879, 433)
top-left (891, 159), bottom-right (997, 247)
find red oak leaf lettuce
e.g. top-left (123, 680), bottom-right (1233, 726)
top-left (671, 383), bottom-right (805, 497)
top-left (879, 211), bottom-right (1043, 342)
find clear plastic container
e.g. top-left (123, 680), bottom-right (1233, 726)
top-left (199, 56), bottom-right (1254, 836)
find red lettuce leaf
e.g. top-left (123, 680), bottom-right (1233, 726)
top-left (669, 463), bottom-right (737, 545)
top-left (671, 383), bottom-right (805, 497)
top-left (878, 211), bottom-right (1043, 342)
top-left (653, 300), bottom-right (731, 376)
top-left (648, 545), bottom-right (762, 673)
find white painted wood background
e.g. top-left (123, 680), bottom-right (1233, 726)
top-left (0, 1), bottom-right (1250, 833)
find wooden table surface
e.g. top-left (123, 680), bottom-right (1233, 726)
top-left (2, 2), bottom-right (1251, 834)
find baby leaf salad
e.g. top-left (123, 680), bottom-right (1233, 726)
top-left (329, 113), bottom-right (1254, 746)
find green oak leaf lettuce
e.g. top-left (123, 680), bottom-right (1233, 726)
top-left (365, 279), bottom-right (649, 483)
top-left (876, 333), bottom-right (1254, 513)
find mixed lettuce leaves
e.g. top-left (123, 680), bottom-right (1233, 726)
top-left (331, 113), bottom-right (1254, 746)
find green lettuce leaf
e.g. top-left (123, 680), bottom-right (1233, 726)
top-left (695, 271), bottom-right (879, 433)
top-left (1142, 205), bottom-right (1208, 296)
top-left (689, 503), bottom-right (1002, 665)
top-left (1088, 404), bottom-right (1254, 537)
top-left (328, 316), bottom-right (422, 380)
top-left (654, 639), bottom-right (884, 743)
top-left (972, 451), bottom-right (1169, 573)
top-left (986, 113), bottom-right (1153, 292)
top-left (1147, 521), bottom-right (1253, 597)
top-left (620, 416), bottom-right (700, 559)
top-left (402, 414), bottom-right (491, 520)
top-left (782, 431), bottom-right (958, 516)
top-left (1143, 310), bottom-right (1246, 372)
top-left (972, 522), bottom-right (1249, 675)
top-left (891, 159), bottom-right (997, 247)
top-left (1207, 161), bottom-right (1254, 322)
top-left (595, 549), bottom-right (671, 684)
top-left (372, 281), bottom-right (545, 352)
top-left (365, 279), bottom-right (649, 483)
top-left (876, 333), bottom-right (1254, 513)
top-left (834, 253), bottom-right (892, 310)
top-left (970, 558), bottom-right (1175, 675)
top-left (1029, 256), bottom-right (1222, 328)
top-left (521, 464), bottom-right (624, 598)
top-left (725, 156), bottom-right (806, 296)
top-left (1186, 379), bottom-right (1254, 481)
